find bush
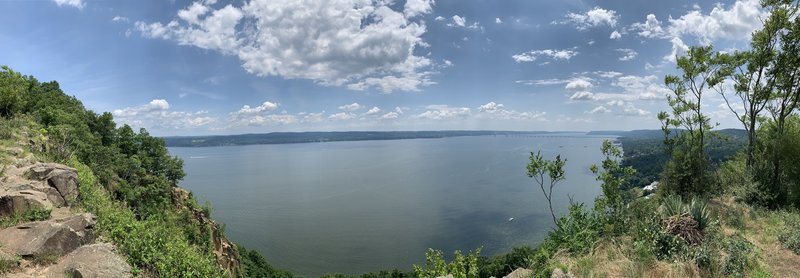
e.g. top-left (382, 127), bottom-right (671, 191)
top-left (722, 235), bottom-right (753, 277)
top-left (412, 248), bottom-right (480, 278)
top-left (779, 213), bottom-right (800, 254)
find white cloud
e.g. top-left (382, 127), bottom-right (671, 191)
top-left (616, 48), bottom-right (638, 61)
top-left (630, 14), bottom-right (665, 38)
top-left (365, 106), bottom-right (382, 115)
top-left (112, 16), bottom-right (129, 22)
top-left (404, 0), bottom-right (434, 18)
top-left (241, 114), bottom-right (298, 125)
top-left (478, 102), bottom-right (504, 112)
top-left (495, 18), bottom-right (503, 24)
top-left (301, 112), bottom-right (325, 123)
top-left (234, 101), bottom-right (279, 114)
top-left (338, 103), bottom-right (362, 111)
top-left (380, 112), bottom-right (400, 119)
top-left (512, 48), bottom-right (578, 63)
top-left (565, 78), bottom-right (593, 91)
top-left (450, 15), bottom-right (466, 27)
top-left (622, 103), bottom-right (651, 116)
top-left (588, 106), bottom-right (610, 114)
top-left (665, 0), bottom-right (767, 43)
top-left (559, 7), bottom-right (618, 30)
top-left (112, 100), bottom-right (216, 131)
top-left (607, 100), bottom-right (625, 106)
top-left (447, 15), bottom-right (481, 29)
top-left (435, 16), bottom-right (445, 21)
top-left (664, 36), bottom-right (689, 63)
top-left (415, 105), bottom-right (471, 120)
top-left (329, 112), bottom-right (356, 120)
top-left (112, 99), bottom-right (171, 117)
top-left (53, 0), bottom-right (84, 9)
top-left (394, 106), bottom-right (406, 114)
top-left (136, 0), bottom-right (435, 93)
top-left (569, 91), bottom-right (595, 101)
top-left (609, 30), bottom-right (622, 39)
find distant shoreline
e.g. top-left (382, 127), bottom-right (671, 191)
top-left (162, 130), bottom-right (614, 147)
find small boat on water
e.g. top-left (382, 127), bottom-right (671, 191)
top-left (508, 217), bottom-right (514, 222)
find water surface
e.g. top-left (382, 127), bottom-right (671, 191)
top-left (170, 134), bottom-right (610, 277)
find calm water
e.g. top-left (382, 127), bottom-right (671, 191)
top-left (169, 134), bottom-right (611, 277)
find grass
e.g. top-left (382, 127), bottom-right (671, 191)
top-left (0, 256), bottom-right (19, 273)
top-left (0, 208), bottom-right (52, 228)
top-left (29, 253), bottom-right (60, 266)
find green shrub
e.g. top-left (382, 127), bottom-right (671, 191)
top-left (723, 235), bottom-right (753, 278)
top-left (779, 213), bottom-right (800, 254)
top-left (548, 202), bottom-right (600, 254)
top-left (412, 248), bottom-right (480, 278)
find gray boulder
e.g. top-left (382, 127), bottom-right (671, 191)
top-left (0, 214), bottom-right (96, 257)
top-left (24, 163), bottom-right (79, 205)
top-left (45, 243), bottom-right (132, 278)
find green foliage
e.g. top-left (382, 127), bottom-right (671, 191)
top-left (0, 256), bottom-right (18, 274)
top-left (0, 208), bottom-right (52, 228)
top-left (661, 195), bottom-right (684, 218)
top-left (778, 212), bottom-right (800, 254)
top-left (722, 235), bottom-right (754, 278)
top-left (688, 197), bottom-right (711, 231)
top-left (69, 158), bottom-right (224, 277)
top-left (0, 66), bottom-right (28, 118)
top-left (237, 246), bottom-right (295, 278)
top-left (527, 151), bottom-right (566, 225)
top-left (590, 140), bottom-right (636, 234)
top-left (412, 248), bottom-right (480, 278)
top-left (547, 202), bottom-right (600, 255)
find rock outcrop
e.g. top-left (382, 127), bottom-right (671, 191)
top-left (44, 243), bottom-right (132, 278)
top-left (0, 154), bottom-right (132, 277)
top-left (173, 187), bottom-right (240, 276)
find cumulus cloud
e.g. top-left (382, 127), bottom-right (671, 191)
top-left (616, 48), bottom-right (638, 61)
top-left (234, 101), bottom-right (279, 114)
top-left (380, 112), bottom-right (400, 119)
top-left (112, 16), bottom-right (129, 22)
top-left (630, 14), bottom-right (665, 38)
top-left (415, 105), bottom-right (471, 120)
top-left (329, 112), bottom-right (356, 120)
top-left (665, 0), bottom-right (767, 43)
top-left (338, 103), bottom-right (362, 111)
top-left (136, 0), bottom-right (436, 93)
top-left (404, 0), bottom-right (434, 18)
top-left (112, 99), bottom-right (170, 117)
top-left (558, 7), bottom-right (618, 30)
top-left (446, 15), bottom-right (481, 29)
top-left (495, 17), bottom-right (503, 24)
top-left (565, 78), bottom-right (593, 91)
top-left (609, 30), bottom-right (622, 39)
top-left (478, 102), bottom-right (504, 112)
top-left (112, 99), bottom-right (216, 131)
top-left (512, 48), bottom-right (578, 63)
top-left (569, 91), bottom-right (595, 101)
top-left (588, 106), bottom-right (610, 114)
top-left (365, 106), bottom-right (382, 115)
top-left (53, 0), bottom-right (84, 9)
top-left (664, 36), bottom-right (689, 63)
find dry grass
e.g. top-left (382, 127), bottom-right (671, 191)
top-left (548, 196), bottom-right (800, 278)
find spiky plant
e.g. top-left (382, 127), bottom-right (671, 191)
top-left (688, 197), bottom-right (711, 231)
top-left (662, 194), bottom-right (684, 218)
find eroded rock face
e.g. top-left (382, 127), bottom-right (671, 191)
top-left (0, 191), bottom-right (51, 217)
top-left (0, 213), bottom-right (96, 257)
top-left (173, 187), bottom-right (240, 277)
top-left (44, 243), bottom-right (132, 278)
top-left (24, 163), bottom-right (79, 205)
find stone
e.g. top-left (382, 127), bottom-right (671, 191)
top-left (0, 221), bottom-right (82, 257)
top-left (550, 268), bottom-right (576, 278)
top-left (0, 191), bottom-right (51, 217)
top-left (504, 268), bottom-right (533, 278)
top-left (44, 243), bottom-right (132, 278)
top-left (24, 163), bottom-right (79, 205)
top-left (54, 213), bottom-right (97, 244)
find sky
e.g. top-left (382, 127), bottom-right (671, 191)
top-left (0, 0), bottom-right (768, 136)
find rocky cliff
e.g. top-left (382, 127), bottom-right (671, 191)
top-left (0, 153), bottom-right (131, 277)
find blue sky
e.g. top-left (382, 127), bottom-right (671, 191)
top-left (0, 0), bottom-right (766, 135)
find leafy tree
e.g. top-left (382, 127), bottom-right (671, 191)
top-left (659, 46), bottom-right (725, 196)
top-left (590, 140), bottom-right (636, 233)
top-left (0, 66), bottom-right (28, 117)
top-left (526, 151), bottom-right (566, 225)
top-left (713, 3), bottom-right (789, 169)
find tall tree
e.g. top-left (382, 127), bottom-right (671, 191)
top-left (765, 1), bottom-right (800, 205)
top-left (526, 151), bottom-right (566, 225)
top-left (659, 46), bottom-right (725, 196)
top-left (714, 6), bottom-right (783, 168)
